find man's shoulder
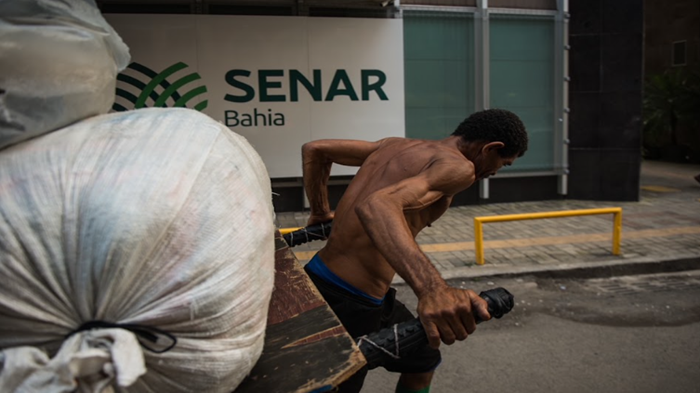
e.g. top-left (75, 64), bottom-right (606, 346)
top-left (431, 146), bottom-right (473, 167)
top-left (423, 151), bottom-right (475, 185)
top-left (376, 136), bottom-right (408, 146)
top-left (371, 138), bottom-right (474, 177)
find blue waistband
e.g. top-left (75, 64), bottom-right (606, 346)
top-left (307, 253), bottom-right (384, 305)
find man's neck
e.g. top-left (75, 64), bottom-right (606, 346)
top-left (441, 135), bottom-right (481, 162)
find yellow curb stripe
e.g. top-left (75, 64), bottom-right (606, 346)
top-left (642, 168), bottom-right (698, 181)
top-left (641, 185), bottom-right (681, 193)
top-left (292, 226), bottom-right (700, 260)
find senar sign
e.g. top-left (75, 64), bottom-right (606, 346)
top-left (224, 69), bottom-right (388, 102)
top-left (105, 15), bottom-right (405, 178)
top-left (223, 69), bottom-right (389, 128)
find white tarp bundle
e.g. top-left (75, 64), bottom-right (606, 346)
top-left (0, 0), bottom-right (130, 150)
top-left (0, 108), bottom-right (276, 392)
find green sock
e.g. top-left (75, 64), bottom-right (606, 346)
top-left (395, 383), bottom-right (430, 393)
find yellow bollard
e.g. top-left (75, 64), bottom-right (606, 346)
top-left (613, 209), bottom-right (622, 255)
top-left (473, 207), bottom-right (623, 265)
top-left (474, 218), bottom-right (485, 266)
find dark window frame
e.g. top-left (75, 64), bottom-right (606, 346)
top-left (672, 40), bottom-right (687, 67)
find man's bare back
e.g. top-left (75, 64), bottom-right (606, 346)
top-left (318, 137), bottom-right (473, 299)
top-left (301, 110), bottom-right (527, 392)
top-left (302, 109), bottom-right (527, 354)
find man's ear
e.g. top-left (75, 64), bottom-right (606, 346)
top-left (483, 141), bottom-right (505, 153)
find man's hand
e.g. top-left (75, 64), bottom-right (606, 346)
top-left (307, 211), bottom-right (334, 227)
top-left (416, 286), bottom-right (491, 349)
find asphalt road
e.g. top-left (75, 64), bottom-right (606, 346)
top-left (362, 270), bottom-right (700, 393)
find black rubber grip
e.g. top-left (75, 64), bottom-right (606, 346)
top-left (283, 221), bottom-right (333, 247)
top-left (359, 287), bottom-right (514, 370)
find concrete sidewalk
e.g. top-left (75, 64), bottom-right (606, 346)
top-left (275, 159), bottom-right (700, 280)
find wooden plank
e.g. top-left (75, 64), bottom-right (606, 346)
top-left (234, 233), bottom-right (365, 393)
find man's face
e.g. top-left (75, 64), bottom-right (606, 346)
top-left (475, 143), bottom-right (517, 180)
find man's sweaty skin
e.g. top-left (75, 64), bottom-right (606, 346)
top-left (303, 135), bottom-right (516, 349)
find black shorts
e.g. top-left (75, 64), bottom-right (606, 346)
top-left (305, 266), bottom-right (441, 392)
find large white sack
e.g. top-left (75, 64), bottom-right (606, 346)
top-left (0, 108), bottom-right (276, 392)
top-left (0, 0), bottom-right (130, 150)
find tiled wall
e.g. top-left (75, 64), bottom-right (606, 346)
top-left (568, 0), bottom-right (643, 200)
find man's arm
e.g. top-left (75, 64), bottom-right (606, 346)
top-left (354, 159), bottom-right (491, 348)
top-left (302, 139), bottom-right (388, 226)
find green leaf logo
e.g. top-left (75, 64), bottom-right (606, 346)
top-left (113, 62), bottom-right (208, 112)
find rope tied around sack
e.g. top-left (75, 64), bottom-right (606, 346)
top-left (66, 321), bottom-right (177, 353)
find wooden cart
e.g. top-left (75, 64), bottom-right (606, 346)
top-left (234, 232), bottom-right (365, 393)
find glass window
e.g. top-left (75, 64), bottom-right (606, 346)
top-left (490, 14), bottom-right (555, 173)
top-left (404, 11), bottom-right (475, 140)
top-left (672, 41), bottom-right (686, 66)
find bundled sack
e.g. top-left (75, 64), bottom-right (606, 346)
top-left (0, 0), bottom-right (130, 150)
top-left (0, 108), bottom-right (276, 392)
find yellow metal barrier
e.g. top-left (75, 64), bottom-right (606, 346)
top-left (279, 227), bottom-right (302, 235)
top-left (473, 207), bottom-right (623, 265)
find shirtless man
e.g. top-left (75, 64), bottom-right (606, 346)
top-left (301, 109), bottom-right (528, 393)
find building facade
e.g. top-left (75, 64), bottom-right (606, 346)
top-left (97, 0), bottom-right (644, 211)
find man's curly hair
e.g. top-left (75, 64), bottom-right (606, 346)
top-left (452, 109), bottom-right (528, 158)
